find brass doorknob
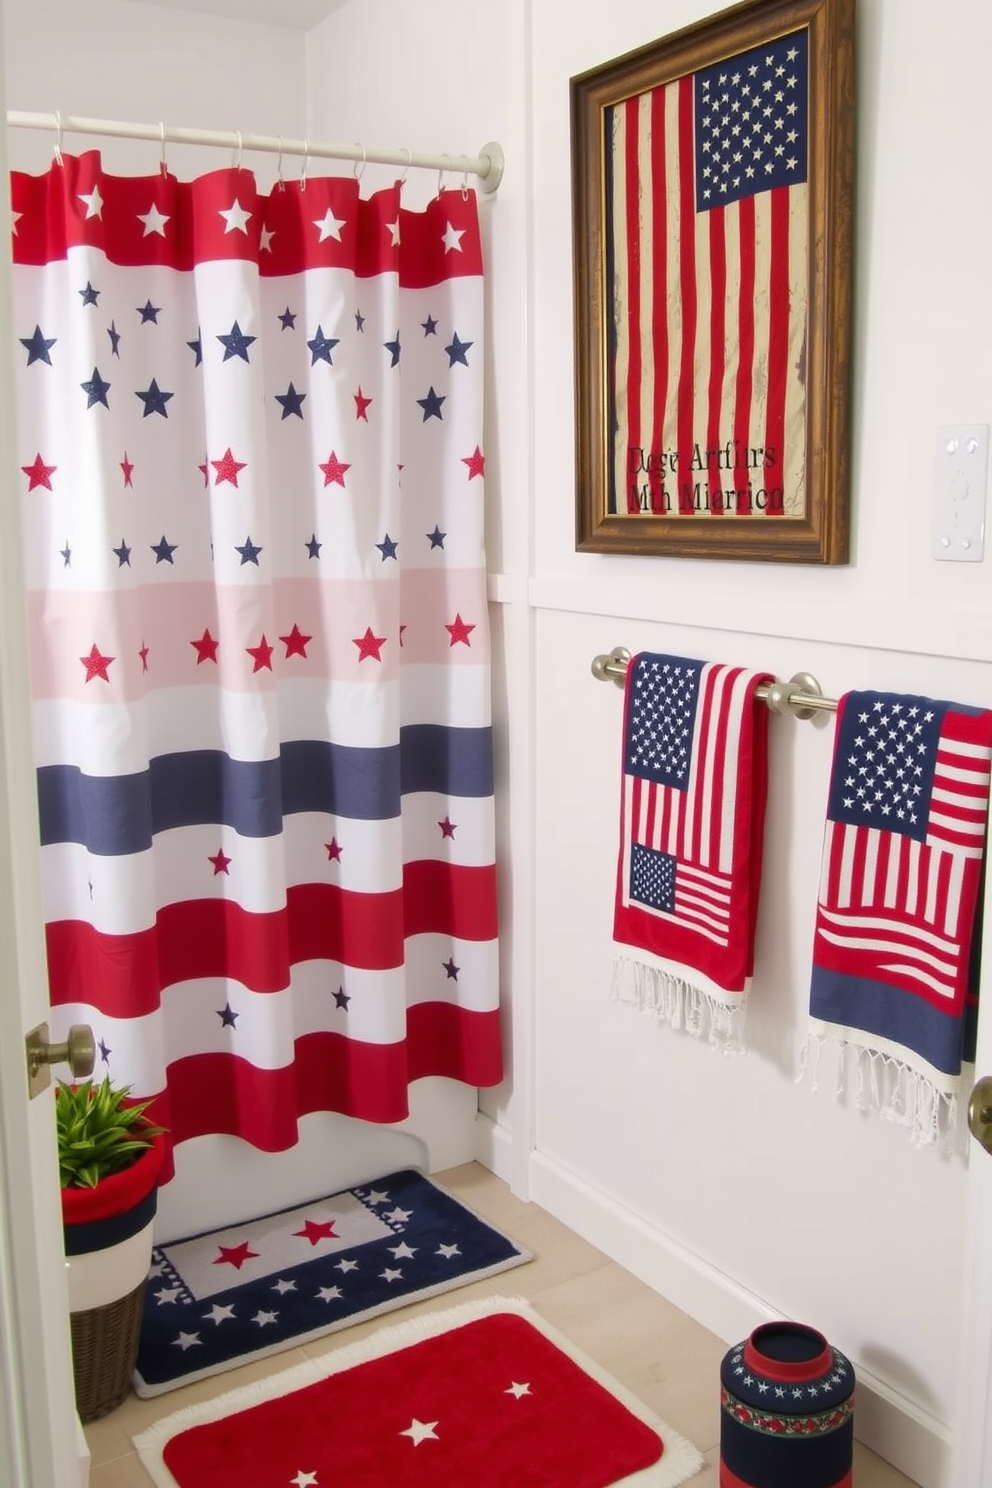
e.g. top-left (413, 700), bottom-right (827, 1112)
top-left (967, 1076), bottom-right (992, 1153)
top-left (24, 1022), bottom-right (96, 1098)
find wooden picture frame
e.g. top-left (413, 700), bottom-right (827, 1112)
top-left (571, 0), bottom-right (855, 563)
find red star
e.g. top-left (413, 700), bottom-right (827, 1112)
top-left (22, 453), bottom-right (56, 491)
top-left (138, 642), bottom-right (150, 673)
top-left (319, 450), bottom-right (351, 488)
top-left (198, 456), bottom-right (209, 488)
top-left (280, 623), bottom-right (312, 658)
top-left (209, 849), bottom-right (231, 875)
top-left (191, 628), bottom-right (220, 664)
top-left (353, 627), bottom-right (386, 662)
top-left (439, 816), bottom-right (457, 839)
top-left (213, 1242), bottom-right (258, 1270)
top-left (120, 452), bottom-right (134, 488)
top-left (326, 837), bottom-right (343, 861)
top-left (80, 644), bottom-right (114, 683)
top-left (246, 634), bottom-right (274, 672)
top-left (353, 387), bottom-right (373, 421)
top-left (293, 1218), bottom-right (339, 1246)
top-left (462, 445), bottom-right (485, 480)
top-left (445, 613), bottom-right (476, 647)
top-left (211, 447), bottom-right (248, 487)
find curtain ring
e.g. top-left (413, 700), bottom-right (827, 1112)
top-left (159, 121), bottom-right (168, 177)
top-left (461, 169), bottom-right (470, 202)
top-left (353, 143), bottom-right (366, 182)
top-left (276, 135), bottom-right (286, 190)
top-left (399, 147), bottom-right (412, 187)
top-left (300, 137), bottom-right (310, 192)
top-left (233, 129), bottom-right (243, 171)
top-left (53, 110), bottom-right (64, 167)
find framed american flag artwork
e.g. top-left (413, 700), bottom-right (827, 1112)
top-left (571, 0), bottom-right (855, 563)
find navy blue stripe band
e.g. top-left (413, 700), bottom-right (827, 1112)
top-left (62, 1187), bottom-right (159, 1256)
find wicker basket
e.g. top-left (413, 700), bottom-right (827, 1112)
top-left (69, 1276), bottom-right (148, 1422)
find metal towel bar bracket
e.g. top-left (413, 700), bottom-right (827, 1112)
top-left (590, 647), bottom-right (838, 721)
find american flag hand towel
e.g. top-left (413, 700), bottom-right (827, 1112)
top-left (806, 689), bottom-right (992, 1145)
top-left (612, 653), bottom-right (771, 1051)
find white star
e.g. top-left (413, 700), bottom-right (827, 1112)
top-left (10, 209), bottom-right (21, 236)
top-left (442, 220), bottom-right (465, 253)
top-left (252, 1309), bottom-right (278, 1327)
top-left (335, 1258), bottom-right (359, 1273)
top-left (219, 198), bottom-right (252, 234)
top-left (260, 224), bottom-right (275, 252)
top-left (400, 1419), bottom-right (439, 1445)
top-left (390, 1242), bottom-right (417, 1259)
top-left (155, 1285), bottom-right (183, 1305)
top-left (273, 1278), bottom-right (297, 1294)
top-left (436, 1243), bottom-right (461, 1259)
top-left (204, 1304), bottom-right (235, 1325)
top-left (172, 1331), bottom-right (202, 1351)
top-left (386, 219), bottom-right (401, 246)
top-left (365, 1189), bottom-right (390, 1205)
top-left (137, 203), bottom-right (170, 237)
top-left (317, 1285), bottom-right (342, 1302)
top-left (385, 1207), bottom-right (411, 1223)
top-left (313, 208), bottom-right (345, 242)
top-left (506, 1381), bottom-right (531, 1398)
top-left (148, 1262), bottom-right (167, 1277)
top-left (380, 1267), bottom-right (403, 1283)
top-left (78, 185), bottom-right (103, 219)
top-left (291, 1473), bottom-right (318, 1487)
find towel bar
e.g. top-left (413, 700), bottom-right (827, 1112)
top-left (590, 646), bottom-right (838, 721)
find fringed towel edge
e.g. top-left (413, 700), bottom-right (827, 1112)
top-left (612, 953), bottom-right (747, 1054)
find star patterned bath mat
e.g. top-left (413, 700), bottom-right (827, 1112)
top-left (133, 1168), bottom-right (531, 1397)
top-left (133, 1296), bottom-right (705, 1487)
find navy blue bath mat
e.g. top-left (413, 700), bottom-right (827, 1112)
top-left (133, 1167), bottom-right (531, 1396)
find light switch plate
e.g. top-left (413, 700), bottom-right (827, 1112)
top-left (932, 424), bottom-right (989, 562)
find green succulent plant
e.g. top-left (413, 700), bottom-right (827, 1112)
top-left (55, 1076), bottom-right (165, 1190)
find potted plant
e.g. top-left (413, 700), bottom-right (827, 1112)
top-left (57, 1076), bottom-right (166, 1421)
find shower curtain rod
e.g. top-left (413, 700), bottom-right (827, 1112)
top-left (5, 111), bottom-right (505, 194)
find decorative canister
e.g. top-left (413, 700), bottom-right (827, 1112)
top-left (719, 1321), bottom-right (855, 1488)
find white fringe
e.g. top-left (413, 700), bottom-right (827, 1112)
top-left (798, 1032), bottom-right (965, 1153)
top-left (612, 955), bottom-right (747, 1054)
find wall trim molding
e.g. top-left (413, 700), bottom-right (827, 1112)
top-left (475, 1116), bottom-right (949, 1488)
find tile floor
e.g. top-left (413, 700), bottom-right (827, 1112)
top-left (84, 1161), bottom-right (920, 1486)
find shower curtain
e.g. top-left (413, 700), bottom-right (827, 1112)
top-left (10, 150), bottom-right (501, 1175)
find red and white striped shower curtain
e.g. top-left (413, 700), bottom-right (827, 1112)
top-left (10, 151), bottom-right (501, 1176)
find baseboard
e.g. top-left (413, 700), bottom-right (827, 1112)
top-left (476, 1132), bottom-right (950, 1488)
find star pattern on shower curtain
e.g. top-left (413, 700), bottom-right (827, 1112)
top-left (11, 151), bottom-right (501, 1173)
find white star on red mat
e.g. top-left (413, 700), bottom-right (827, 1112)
top-left (204, 1304), bottom-right (235, 1324)
top-left (293, 1218), bottom-right (338, 1246)
top-left (506, 1381), bottom-right (532, 1398)
top-left (172, 1331), bottom-right (202, 1351)
top-left (214, 1242), bottom-right (258, 1270)
top-left (401, 1419), bottom-right (439, 1445)
top-left (291, 1473), bottom-right (318, 1487)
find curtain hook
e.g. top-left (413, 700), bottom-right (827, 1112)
top-left (276, 134), bottom-right (286, 190)
top-left (232, 129), bottom-right (243, 172)
top-left (399, 146), bottom-right (412, 187)
top-left (300, 137), bottom-right (310, 192)
top-left (436, 152), bottom-right (450, 200)
top-left (159, 121), bottom-right (168, 177)
top-left (53, 110), bottom-right (64, 167)
top-left (461, 168), bottom-right (470, 202)
top-left (353, 143), bottom-right (366, 183)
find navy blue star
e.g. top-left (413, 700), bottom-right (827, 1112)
top-left (236, 535), bottom-right (262, 565)
top-left (78, 281), bottom-right (100, 307)
top-left (81, 367), bottom-right (111, 409)
top-left (275, 382), bottom-right (307, 419)
top-left (355, 309), bottom-right (365, 331)
top-left (151, 534), bottom-right (177, 564)
top-left (442, 958), bottom-right (460, 980)
top-left (278, 307), bottom-right (297, 330)
top-left (421, 315), bottom-right (438, 336)
top-left (307, 325), bottom-right (339, 365)
top-left (108, 321), bottom-right (121, 357)
top-left (427, 525), bottom-right (446, 549)
top-left (417, 385), bottom-right (445, 421)
top-left (137, 300), bottom-right (161, 324)
top-left (445, 332), bottom-right (473, 367)
top-left (218, 1003), bottom-right (239, 1028)
top-left (376, 533), bottom-right (398, 561)
top-left (217, 320), bottom-right (256, 363)
top-left (187, 330), bottom-right (202, 366)
top-left (20, 325), bottom-right (56, 366)
top-left (305, 533), bottom-right (322, 559)
top-left (112, 539), bottom-right (131, 567)
top-left (383, 332), bottom-right (401, 367)
top-left (333, 987), bottom-right (351, 1009)
top-left (136, 379), bottom-right (173, 417)
top-left (60, 542), bottom-right (71, 568)
top-left (98, 1039), bottom-right (111, 1064)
